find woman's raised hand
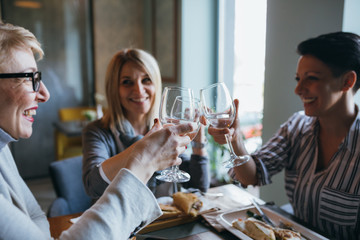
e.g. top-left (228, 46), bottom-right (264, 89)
top-left (207, 99), bottom-right (243, 145)
top-left (125, 119), bottom-right (197, 183)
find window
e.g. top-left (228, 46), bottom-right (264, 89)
top-left (219, 0), bottom-right (267, 153)
top-left (234, 0), bottom-right (267, 153)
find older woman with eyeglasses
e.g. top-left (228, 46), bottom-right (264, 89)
top-left (0, 21), bottom-right (196, 239)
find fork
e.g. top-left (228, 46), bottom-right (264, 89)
top-left (250, 198), bottom-right (276, 227)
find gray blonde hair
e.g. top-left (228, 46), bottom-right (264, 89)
top-left (102, 48), bottom-right (162, 132)
top-left (0, 21), bottom-right (43, 71)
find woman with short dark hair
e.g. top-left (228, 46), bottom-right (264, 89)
top-left (208, 32), bottom-right (360, 239)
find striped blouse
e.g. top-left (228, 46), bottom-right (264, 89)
top-left (251, 110), bottom-right (360, 239)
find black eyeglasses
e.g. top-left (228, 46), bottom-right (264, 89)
top-left (0, 71), bottom-right (42, 92)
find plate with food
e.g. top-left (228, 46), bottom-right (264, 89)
top-left (139, 192), bottom-right (205, 234)
top-left (216, 206), bottom-right (329, 240)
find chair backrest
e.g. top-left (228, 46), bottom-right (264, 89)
top-left (59, 106), bottom-right (96, 122)
top-left (49, 156), bottom-right (91, 214)
top-left (55, 106), bottom-right (96, 160)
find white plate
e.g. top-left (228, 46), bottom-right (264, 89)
top-left (216, 206), bottom-right (329, 240)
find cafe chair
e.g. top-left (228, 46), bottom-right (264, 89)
top-left (47, 156), bottom-right (92, 217)
top-left (58, 106), bottom-right (97, 122)
top-left (55, 106), bottom-right (97, 160)
top-left (55, 130), bottom-right (83, 161)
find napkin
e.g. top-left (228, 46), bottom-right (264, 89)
top-left (199, 184), bottom-right (260, 232)
top-left (70, 216), bottom-right (81, 224)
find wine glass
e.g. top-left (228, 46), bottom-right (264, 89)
top-left (200, 82), bottom-right (250, 168)
top-left (156, 86), bottom-right (199, 183)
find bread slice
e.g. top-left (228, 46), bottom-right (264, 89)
top-left (232, 217), bottom-right (276, 240)
top-left (157, 203), bottom-right (182, 220)
top-left (274, 228), bottom-right (301, 240)
top-left (172, 192), bottom-right (203, 217)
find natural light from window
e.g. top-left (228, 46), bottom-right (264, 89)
top-left (233, 0), bottom-right (267, 153)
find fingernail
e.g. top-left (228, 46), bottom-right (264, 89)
top-left (185, 145), bottom-right (187, 149)
top-left (154, 119), bottom-right (158, 124)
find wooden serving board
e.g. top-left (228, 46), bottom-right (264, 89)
top-left (138, 215), bottom-right (201, 234)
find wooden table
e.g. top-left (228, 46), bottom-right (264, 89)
top-left (47, 184), bottom-right (327, 239)
top-left (48, 184), bottom-right (255, 239)
top-left (48, 212), bottom-right (81, 238)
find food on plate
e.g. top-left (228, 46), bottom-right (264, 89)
top-left (232, 217), bottom-right (276, 240)
top-left (156, 192), bottom-right (203, 220)
top-left (232, 217), bottom-right (301, 240)
top-left (274, 228), bottom-right (301, 240)
top-left (173, 192), bottom-right (203, 217)
top-left (157, 203), bottom-right (182, 220)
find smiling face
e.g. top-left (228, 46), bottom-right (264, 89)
top-left (118, 61), bottom-right (156, 121)
top-left (0, 48), bottom-right (50, 139)
top-left (294, 55), bottom-right (346, 117)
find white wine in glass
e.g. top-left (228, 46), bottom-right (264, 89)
top-left (200, 82), bottom-right (250, 168)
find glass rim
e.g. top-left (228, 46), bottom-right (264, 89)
top-left (163, 86), bottom-right (193, 91)
top-left (200, 82), bottom-right (226, 91)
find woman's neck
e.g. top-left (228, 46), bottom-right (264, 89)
top-left (318, 102), bottom-right (357, 138)
top-left (126, 115), bottom-right (148, 135)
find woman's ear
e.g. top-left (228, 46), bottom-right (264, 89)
top-left (342, 71), bottom-right (357, 91)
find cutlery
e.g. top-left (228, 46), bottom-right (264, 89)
top-left (250, 200), bottom-right (310, 240)
top-left (250, 198), bottom-right (276, 227)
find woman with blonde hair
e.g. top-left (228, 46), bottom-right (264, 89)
top-left (82, 48), bottom-right (209, 199)
top-left (102, 49), bottom-right (162, 133)
top-left (0, 21), bottom-right (197, 239)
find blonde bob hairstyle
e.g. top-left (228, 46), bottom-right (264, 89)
top-left (0, 21), bottom-right (43, 71)
top-left (102, 48), bottom-right (162, 132)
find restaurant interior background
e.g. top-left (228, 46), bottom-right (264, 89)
top-left (1, 0), bottom-right (360, 207)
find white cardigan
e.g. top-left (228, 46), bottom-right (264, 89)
top-left (0, 128), bottom-right (161, 240)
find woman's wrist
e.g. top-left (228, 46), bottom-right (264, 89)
top-left (191, 139), bottom-right (208, 156)
top-left (191, 139), bottom-right (207, 149)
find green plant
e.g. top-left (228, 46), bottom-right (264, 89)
top-left (205, 129), bottom-right (233, 185)
top-left (82, 110), bottom-right (97, 121)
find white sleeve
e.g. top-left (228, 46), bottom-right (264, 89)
top-left (0, 195), bottom-right (51, 240)
top-left (59, 168), bottom-right (162, 240)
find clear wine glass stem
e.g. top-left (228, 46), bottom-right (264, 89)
top-left (171, 165), bottom-right (178, 174)
top-left (173, 182), bottom-right (178, 193)
top-left (224, 134), bottom-right (250, 168)
top-left (225, 134), bottom-right (236, 158)
top-left (172, 165), bottom-right (190, 182)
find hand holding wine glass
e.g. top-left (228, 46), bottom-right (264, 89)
top-left (156, 86), bottom-right (200, 183)
top-left (200, 82), bottom-right (250, 168)
top-left (169, 96), bottom-right (200, 140)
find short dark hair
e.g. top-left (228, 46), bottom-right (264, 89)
top-left (297, 32), bottom-right (360, 92)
